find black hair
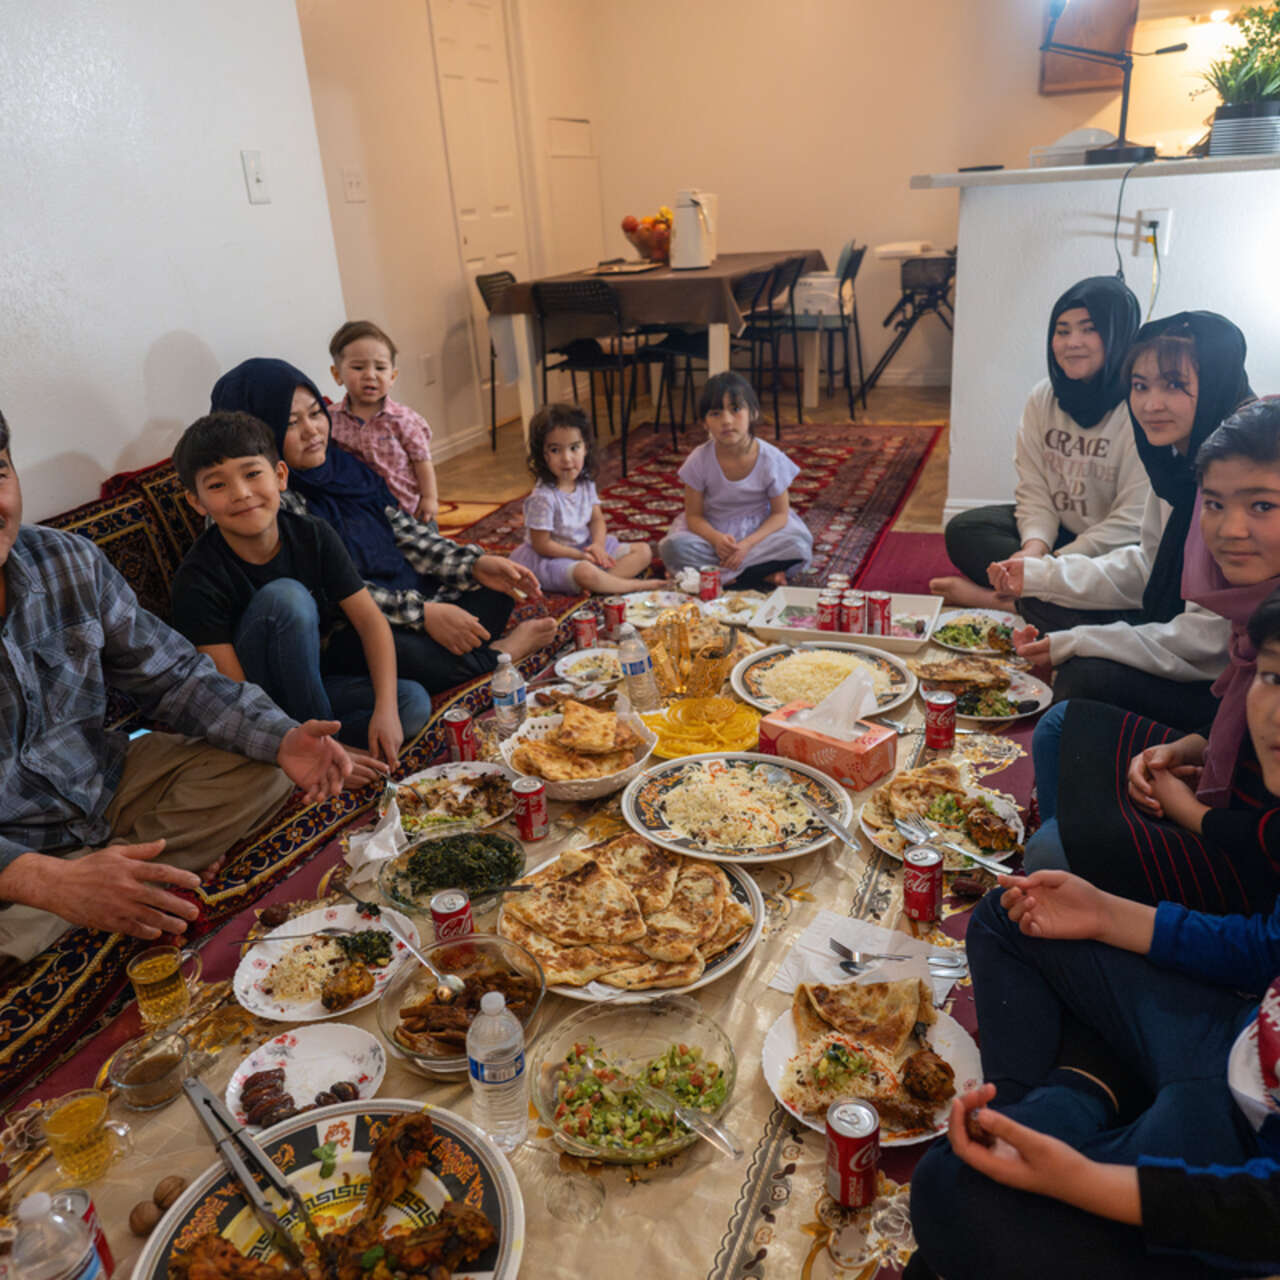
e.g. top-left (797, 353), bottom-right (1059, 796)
top-left (525, 403), bottom-right (595, 486)
top-left (1123, 332), bottom-right (1198, 395)
top-left (1195, 397), bottom-right (1278, 483)
top-left (0, 407), bottom-right (8, 457)
top-left (696, 371), bottom-right (760, 428)
top-left (1247, 585), bottom-right (1280, 651)
top-left (174, 411), bottom-right (279, 492)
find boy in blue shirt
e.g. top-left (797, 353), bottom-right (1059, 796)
top-left (171, 411), bottom-right (430, 773)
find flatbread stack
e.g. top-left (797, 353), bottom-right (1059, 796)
top-left (906, 655), bottom-right (1011, 694)
top-left (510, 701), bottom-right (644, 781)
top-left (498, 834), bottom-right (754, 991)
top-left (783, 978), bottom-right (955, 1132)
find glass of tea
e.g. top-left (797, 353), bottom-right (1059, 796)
top-left (126, 945), bottom-right (203, 1028)
top-left (106, 1032), bottom-right (191, 1111)
top-left (41, 1090), bottom-right (133, 1184)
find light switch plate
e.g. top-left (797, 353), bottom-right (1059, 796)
top-left (241, 150), bottom-right (270, 205)
top-left (342, 167), bottom-right (367, 203)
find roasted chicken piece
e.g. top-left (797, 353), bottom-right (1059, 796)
top-left (170, 1233), bottom-right (305, 1280)
top-left (321, 961), bottom-right (374, 1012)
top-left (364, 1112), bottom-right (436, 1222)
top-left (901, 1049), bottom-right (957, 1104)
top-left (332, 1203), bottom-right (497, 1280)
top-left (961, 800), bottom-right (1021, 853)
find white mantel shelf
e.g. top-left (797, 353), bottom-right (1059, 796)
top-left (912, 153), bottom-right (1280, 190)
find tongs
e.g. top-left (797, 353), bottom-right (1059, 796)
top-left (182, 1077), bottom-right (330, 1271)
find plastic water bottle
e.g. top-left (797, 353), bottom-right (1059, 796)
top-left (491, 653), bottom-right (527, 736)
top-left (466, 991), bottom-right (528, 1152)
top-left (617, 623), bottom-right (660, 711)
top-left (13, 1194), bottom-right (102, 1280)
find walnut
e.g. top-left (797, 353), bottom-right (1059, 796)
top-left (153, 1175), bottom-right (188, 1210)
top-left (129, 1201), bottom-right (162, 1236)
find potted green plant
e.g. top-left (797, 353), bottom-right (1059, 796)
top-left (1202, 4), bottom-right (1280, 155)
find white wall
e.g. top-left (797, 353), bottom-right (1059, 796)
top-left (0, 0), bottom-right (345, 520)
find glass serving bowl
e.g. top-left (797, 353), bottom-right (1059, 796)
top-left (377, 831), bottom-right (526, 916)
top-left (375, 933), bottom-right (545, 1076)
top-left (527, 995), bottom-right (737, 1164)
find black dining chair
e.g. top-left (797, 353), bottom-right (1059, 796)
top-left (828, 242), bottom-right (867, 415)
top-left (739, 254), bottom-right (808, 428)
top-left (474, 270), bottom-right (516, 451)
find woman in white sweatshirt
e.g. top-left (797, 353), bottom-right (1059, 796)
top-left (991, 311), bottom-right (1253, 728)
top-left (932, 276), bottom-right (1147, 628)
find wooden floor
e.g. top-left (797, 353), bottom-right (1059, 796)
top-left (435, 386), bottom-right (951, 535)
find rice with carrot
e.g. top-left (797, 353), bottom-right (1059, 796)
top-left (659, 762), bottom-right (815, 850)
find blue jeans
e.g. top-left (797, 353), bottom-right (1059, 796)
top-left (909, 890), bottom-right (1260, 1279)
top-left (233, 580), bottom-right (431, 749)
top-left (1025, 700), bottom-right (1069, 872)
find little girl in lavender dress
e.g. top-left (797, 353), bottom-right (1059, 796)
top-left (510, 403), bottom-right (657, 595)
top-left (659, 372), bottom-right (813, 589)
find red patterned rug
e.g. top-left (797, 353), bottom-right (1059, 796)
top-left (458, 423), bottom-right (943, 583)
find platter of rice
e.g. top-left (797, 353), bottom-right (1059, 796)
top-left (730, 643), bottom-right (915, 715)
top-left (621, 751), bottom-right (854, 862)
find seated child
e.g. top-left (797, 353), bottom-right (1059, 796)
top-left (509, 403), bottom-right (656, 595)
top-left (328, 320), bottom-right (438, 526)
top-left (658, 371), bottom-right (812, 591)
top-left (171, 411), bottom-right (431, 766)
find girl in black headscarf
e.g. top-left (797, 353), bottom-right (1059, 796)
top-left (933, 276), bottom-right (1146, 623)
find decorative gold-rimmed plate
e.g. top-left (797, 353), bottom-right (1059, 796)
top-left (554, 646), bottom-right (622, 686)
top-left (857, 786), bottom-right (1024, 870)
top-left (932, 609), bottom-right (1019, 656)
top-left (621, 751), bottom-right (855, 862)
top-left (920, 668), bottom-right (1052, 723)
top-left (129, 1100), bottom-right (523, 1280)
top-left (729, 643), bottom-right (916, 715)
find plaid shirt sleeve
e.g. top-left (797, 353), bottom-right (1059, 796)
top-left (385, 506), bottom-right (483, 591)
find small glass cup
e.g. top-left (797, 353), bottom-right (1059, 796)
top-left (107, 1032), bottom-right (190, 1111)
top-left (126, 945), bottom-right (202, 1028)
top-left (41, 1089), bottom-right (133, 1184)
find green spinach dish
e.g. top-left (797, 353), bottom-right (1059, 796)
top-left (387, 832), bottom-right (524, 902)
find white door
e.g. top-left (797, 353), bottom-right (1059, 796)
top-left (428, 0), bottom-right (528, 428)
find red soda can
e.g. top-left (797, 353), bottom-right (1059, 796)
top-left (512, 775), bottom-right (549, 841)
top-left (866, 590), bottom-right (892, 636)
top-left (430, 888), bottom-right (474, 941)
top-left (825, 1099), bottom-right (880, 1208)
top-left (817, 593), bottom-right (841, 631)
top-left (602, 596), bottom-right (627, 638)
top-left (442, 706), bottom-right (478, 762)
top-left (903, 845), bottom-right (944, 922)
top-left (827, 573), bottom-right (851, 592)
top-left (923, 689), bottom-right (957, 750)
top-left (840, 592), bottom-right (866, 634)
top-left (53, 1190), bottom-right (114, 1277)
top-left (572, 608), bottom-right (599, 650)
top-left (698, 565), bottom-right (722, 601)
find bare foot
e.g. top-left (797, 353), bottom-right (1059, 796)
top-left (764, 571), bottom-right (787, 586)
top-left (928, 575), bottom-right (1015, 609)
top-left (493, 617), bottom-right (558, 662)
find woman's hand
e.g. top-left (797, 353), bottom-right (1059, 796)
top-left (987, 557), bottom-right (1025, 597)
top-left (997, 870), bottom-right (1113, 941)
top-left (1014, 539), bottom-right (1052, 560)
top-left (423, 602), bottom-right (490, 655)
top-left (1011, 624), bottom-right (1051, 663)
top-left (367, 704), bottom-right (404, 768)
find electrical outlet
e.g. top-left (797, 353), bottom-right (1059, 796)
top-left (240, 150), bottom-right (271, 205)
top-left (342, 167), bottom-right (367, 203)
top-left (1135, 207), bottom-right (1172, 257)
top-left (420, 353), bottom-right (436, 386)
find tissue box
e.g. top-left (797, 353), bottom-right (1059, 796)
top-left (757, 700), bottom-right (897, 791)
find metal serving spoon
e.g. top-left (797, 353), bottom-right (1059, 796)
top-left (757, 764), bottom-right (860, 847)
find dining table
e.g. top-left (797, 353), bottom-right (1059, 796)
top-left (488, 250), bottom-right (828, 440)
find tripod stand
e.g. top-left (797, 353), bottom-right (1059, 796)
top-left (860, 251), bottom-right (956, 398)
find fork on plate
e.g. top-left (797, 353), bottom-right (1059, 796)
top-left (828, 936), bottom-right (967, 977)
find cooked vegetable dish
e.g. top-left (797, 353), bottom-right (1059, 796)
top-left (388, 833), bottom-right (524, 902)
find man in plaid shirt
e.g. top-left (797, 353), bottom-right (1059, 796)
top-left (0, 410), bottom-right (360, 963)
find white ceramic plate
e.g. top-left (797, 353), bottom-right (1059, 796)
top-left (225, 1024), bottom-right (386, 1128)
top-left (526, 682), bottom-right (617, 718)
top-left (922, 668), bottom-right (1052, 723)
top-left (761, 1007), bottom-right (980, 1145)
top-left (932, 609), bottom-right (1020, 656)
top-left (232, 903), bottom-right (418, 1022)
top-left (700, 590), bottom-right (767, 625)
top-left (730, 643), bottom-right (917, 715)
top-left (622, 751), bottom-right (855, 863)
top-left (497, 850), bottom-right (765, 1004)
top-left (390, 761), bottom-right (516, 835)
top-left (624, 589), bottom-right (690, 627)
top-left (857, 787), bottom-right (1024, 869)
top-left (554, 646), bottom-right (622, 686)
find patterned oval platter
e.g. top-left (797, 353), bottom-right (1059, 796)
top-left (622, 751), bottom-right (855, 862)
top-left (729, 643), bottom-right (916, 715)
top-left (130, 1099), bottom-right (524, 1280)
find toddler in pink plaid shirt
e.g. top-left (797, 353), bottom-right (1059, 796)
top-left (328, 320), bottom-right (439, 525)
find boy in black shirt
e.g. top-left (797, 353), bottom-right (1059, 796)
top-left (171, 412), bottom-right (430, 772)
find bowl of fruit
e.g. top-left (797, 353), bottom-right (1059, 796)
top-left (621, 206), bottom-right (673, 263)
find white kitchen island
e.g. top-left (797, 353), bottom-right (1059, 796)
top-left (911, 155), bottom-right (1280, 516)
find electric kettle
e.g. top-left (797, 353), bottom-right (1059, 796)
top-left (670, 189), bottom-right (717, 270)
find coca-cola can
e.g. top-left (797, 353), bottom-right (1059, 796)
top-left (572, 608), bottom-right (599, 650)
top-left (817, 594), bottom-right (841, 631)
top-left (602, 596), bottom-right (627, 638)
top-left (698, 565), bottom-right (722, 601)
top-left (825, 1099), bottom-right (880, 1209)
top-left (840, 591), bottom-right (866, 634)
top-left (903, 845), bottom-right (944, 922)
top-left (512, 775), bottom-right (549, 841)
top-left (827, 573), bottom-right (851, 592)
top-left (53, 1190), bottom-right (114, 1277)
top-left (923, 689), bottom-right (957, 750)
top-left (442, 706), bottom-right (478, 762)
top-left (866, 591), bottom-right (892, 636)
top-left (430, 888), bottom-right (474, 941)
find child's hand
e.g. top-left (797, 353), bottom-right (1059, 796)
top-left (987, 557), bottom-right (1024, 598)
top-left (415, 496), bottom-right (438, 524)
top-left (368, 705), bottom-right (404, 767)
top-left (711, 532), bottom-right (738, 563)
top-left (722, 544), bottom-right (747, 571)
top-left (1127, 743), bottom-right (1183, 816)
top-left (1148, 765), bottom-right (1208, 832)
top-left (423, 602), bottom-right (490, 655)
top-left (1012, 624), bottom-right (1051, 664)
top-left (586, 542), bottom-right (615, 569)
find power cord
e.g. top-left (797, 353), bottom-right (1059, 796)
top-left (1147, 222), bottom-right (1162, 320)
top-left (1112, 161), bottom-right (1143, 282)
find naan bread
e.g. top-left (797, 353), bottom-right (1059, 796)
top-left (502, 860), bottom-right (646, 946)
top-left (498, 917), bottom-right (617, 986)
top-left (639, 861), bottom-right (728, 962)
top-left (801, 978), bottom-right (935, 1061)
top-left (602, 953), bottom-right (706, 990)
top-left (703, 897), bottom-right (752, 959)
top-left (791, 985), bottom-right (832, 1047)
top-left (516, 848), bottom-right (593, 888)
top-left (588, 834), bottom-right (681, 916)
top-left (511, 738), bottom-right (635, 781)
top-left (907, 656), bottom-right (1011, 693)
top-left (555, 701), bottom-right (618, 755)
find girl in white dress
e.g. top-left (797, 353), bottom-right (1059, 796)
top-left (659, 372), bottom-right (813, 589)
top-left (510, 403), bottom-right (655, 595)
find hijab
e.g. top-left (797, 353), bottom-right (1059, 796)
top-left (1130, 312), bottom-right (1253, 623)
top-left (1046, 276), bottom-right (1140, 429)
top-left (209, 358), bottom-right (416, 590)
